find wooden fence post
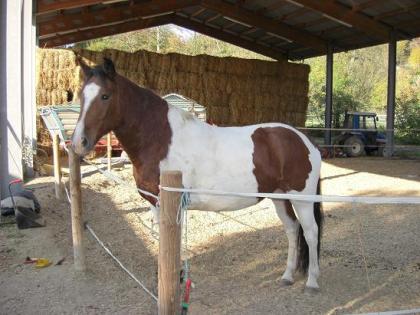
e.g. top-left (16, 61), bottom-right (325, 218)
top-left (53, 134), bottom-right (63, 199)
top-left (107, 132), bottom-right (112, 172)
top-left (159, 171), bottom-right (182, 315)
top-left (69, 146), bottom-right (86, 272)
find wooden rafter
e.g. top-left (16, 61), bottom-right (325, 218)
top-left (352, 0), bottom-right (382, 12)
top-left (201, 0), bottom-right (327, 53)
top-left (171, 15), bottom-right (286, 60)
top-left (39, 0), bottom-right (200, 37)
top-left (374, 3), bottom-right (420, 21)
top-left (398, 17), bottom-right (420, 29)
top-left (287, 0), bottom-right (391, 40)
top-left (205, 13), bottom-right (222, 23)
top-left (241, 27), bottom-right (259, 36)
top-left (293, 17), bottom-right (327, 29)
top-left (190, 7), bottom-right (206, 17)
top-left (222, 21), bottom-right (237, 30)
top-left (40, 15), bottom-right (171, 47)
top-left (256, 1), bottom-right (286, 15)
top-left (279, 7), bottom-right (309, 22)
top-left (37, 0), bottom-right (109, 14)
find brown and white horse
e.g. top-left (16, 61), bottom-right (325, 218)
top-left (72, 58), bottom-right (323, 292)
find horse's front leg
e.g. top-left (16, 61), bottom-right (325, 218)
top-left (150, 205), bottom-right (160, 237)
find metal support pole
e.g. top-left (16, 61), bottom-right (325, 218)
top-left (325, 44), bottom-right (333, 146)
top-left (159, 171), bottom-right (182, 315)
top-left (385, 33), bottom-right (396, 158)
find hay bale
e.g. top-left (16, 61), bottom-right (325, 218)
top-left (36, 47), bottom-right (309, 129)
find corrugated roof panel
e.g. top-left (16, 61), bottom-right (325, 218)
top-left (363, 2), bottom-right (401, 16)
top-left (37, 0), bottom-right (420, 60)
top-left (306, 20), bottom-right (338, 33)
top-left (198, 10), bottom-right (219, 21)
top-left (225, 24), bottom-right (249, 34)
top-left (180, 6), bottom-right (204, 15)
top-left (243, 0), bottom-right (277, 12)
top-left (288, 11), bottom-right (320, 25)
top-left (383, 11), bottom-right (419, 24)
top-left (163, 94), bottom-right (207, 122)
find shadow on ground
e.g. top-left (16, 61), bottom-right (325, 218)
top-left (3, 171), bottom-right (419, 315)
top-left (0, 180), bottom-right (158, 315)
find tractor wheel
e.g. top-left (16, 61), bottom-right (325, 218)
top-left (344, 136), bottom-right (365, 157)
top-left (378, 146), bottom-right (388, 157)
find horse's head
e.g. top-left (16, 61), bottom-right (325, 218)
top-left (72, 57), bottom-right (120, 156)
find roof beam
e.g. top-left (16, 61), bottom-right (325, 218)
top-left (39, 15), bottom-right (171, 47)
top-left (205, 13), bottom-right (222, 23)
top-left (294, 17), bottom-right (326, 29)
top-left (279, 7), bottom-right (309, 22)
top-left (256, 2), bottom-right (286, 15)
top-left (190, 7), bottom-right (206, 17)
top-left (352, 0), bottom-right (382, 12)
top-left (241, 27), bottom-right (259, 36)
top-left (37, 0), bottom-right (110, 15)
top-left (286, 0), bottom-right (391, 40)
top-left (171, 15), bottom-right (286, 60)
top-left (201, 0), bottom-right (327, 53)
top-left (374, 3), bottom-right (420, 21)
top-left (38, 0), bottom-right (200, 37)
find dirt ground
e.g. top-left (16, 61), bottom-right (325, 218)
top-left (1, 157), bottom-right (419, 315)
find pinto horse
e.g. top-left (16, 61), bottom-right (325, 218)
top-left (72, 58), bottom-right (323, 292)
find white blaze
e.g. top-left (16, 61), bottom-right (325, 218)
top-left (73, 82), bottom-right (101, 146)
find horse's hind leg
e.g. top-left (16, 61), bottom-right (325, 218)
top-left (292, 200), bottom-right (320, 291)
top-left (273, 199), bottom-right (299, 285)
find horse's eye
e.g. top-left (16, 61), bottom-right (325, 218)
top-left (101, 94), bottom-right (109, 100)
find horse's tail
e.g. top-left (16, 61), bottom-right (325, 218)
top-left (296, 179), bottom-right (323, 274)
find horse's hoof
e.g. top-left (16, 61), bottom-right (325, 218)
top-left (279, 279), bottom-right (294, 287)
top-left (304, 286), bottom-right (320, 294)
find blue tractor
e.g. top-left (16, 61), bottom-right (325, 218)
top-left (334, 111), bottom-right (387, 157)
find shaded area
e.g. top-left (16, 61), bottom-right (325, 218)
top-left (0, 180), bottom-right (158, 315)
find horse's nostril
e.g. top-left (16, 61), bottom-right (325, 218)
top-left (81, 137), bottom-right (88, 147)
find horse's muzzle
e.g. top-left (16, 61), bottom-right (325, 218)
top-left (72, 136), bottom-right (92, 157)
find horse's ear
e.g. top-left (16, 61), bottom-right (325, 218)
top-left (76, 55), bottom-right (92, 80)
top-left (103, 58), bottom-right (116, 80)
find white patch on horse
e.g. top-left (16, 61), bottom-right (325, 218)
top-left (160, 105), bottom-right (260, 211)
top-left (159, 107), bottom-right (323, 288)
top-left (73, 82), bottom-right (101, 145)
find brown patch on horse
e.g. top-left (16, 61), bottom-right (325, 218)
top-left (111, 75), bottom-right (172, 205)
top-left (251, 126), bottom-right (312, 195)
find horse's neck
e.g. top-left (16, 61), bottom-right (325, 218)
top-left (113, 76), bottom-right (172, 166)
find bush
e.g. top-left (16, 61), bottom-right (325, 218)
top-left (395, 95), bottom-right (420, 145)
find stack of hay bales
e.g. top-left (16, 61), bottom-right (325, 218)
top-left (36, 48), bottom-right (309, 142)
top-left (36, 49), bottom-right (82, 106)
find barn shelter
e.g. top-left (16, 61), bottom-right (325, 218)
top-left (1, 0), bottom-right (419, 197)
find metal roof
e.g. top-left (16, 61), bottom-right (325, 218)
top-left (37, 0), bottom-right (420, 60)
top-left (163, 93), bottom-right (206, 121)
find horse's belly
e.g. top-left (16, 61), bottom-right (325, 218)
top-left (188, 194), bottom-right (259, 211)
top-left (161, 115), bottom-right (260, 211)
